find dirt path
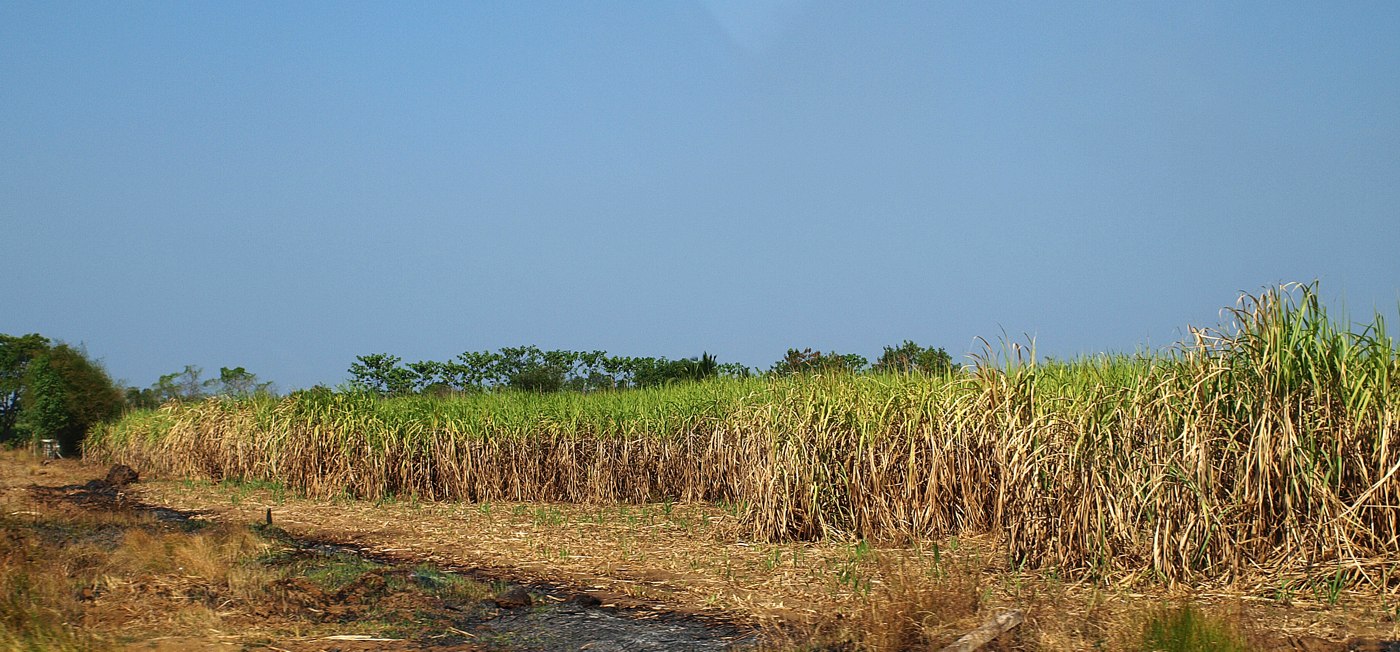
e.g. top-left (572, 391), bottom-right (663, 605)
top-left (124, 468), bottom-right (858, 627)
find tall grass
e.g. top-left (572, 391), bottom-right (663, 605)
top-left (88, 284), bottom-right (1399, 587)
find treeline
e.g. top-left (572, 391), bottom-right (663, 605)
top-left (347, 347), bottom-right (746, 395)
top-left (347, 340), bottom-right (957, 396)
top-left (2, 331), bottom-right (276, 452)
top-left (771, 340), bottom-right (957, 376)
top-left (123, 364), bottom-right (275, 409)
top-left (2, 328), bottom-right (959, 449)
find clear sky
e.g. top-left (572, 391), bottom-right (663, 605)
top-left (3, 1), bottom-right (1398, 390)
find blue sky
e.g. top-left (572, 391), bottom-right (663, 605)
top-left (3, 1), bottom-right (1398, 390)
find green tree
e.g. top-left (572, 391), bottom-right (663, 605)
top-left (497, 346), bottom-right (567, 393)
top-left (347, 354), bottom-right (417, 396)
top-left (205, 366), bottom-right (274, 398)
top-left (150, 365), bottom-right (207, 403)
top-left (629, 353), bottom-right (722, 387)
top-left (599, 353), bottom-right (631, 389)
top-left (716, 362), bottom-right (753, 378)
top-left (873, 340), bottom-right (956, 375)
top-left (693, 352), bottom-right (719, 380)
top-left (403, 360), bottom-right (440, 390)
top-left (0, 333), bottom-right (51, 443)
top-left (475, 346), bottom-right (568, 393)
top-left (355, 347), bottom-right (735, 394)
top-left (834, 353), bottom-right (869, 372)
top-left (563, 350), bottom-right (619, 392)
top-left (508, 365), bottom-right (566, 393)
top-left (16, 344), bottom-right (123, 455)
top-left (452, 351), bottom-right (502, 389)
top-left (770, 348), bottom-right (866, 375)
top-left (123, 384), bottom-right (161, 410)
top-left (15, 356), bottom-right (67, 446)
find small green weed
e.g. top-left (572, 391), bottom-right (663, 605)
top-left (302, 555), bottom-right (381, 592)
top-left (410, 565), bottom-right (489, 604)
top-left (1140, 604), bottom-right (1248, 652)
top-left (532, 507), bottom-right (565, 526)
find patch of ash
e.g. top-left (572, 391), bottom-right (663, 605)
top-left (28, 477), bottom-right (211, 531)
top-left (472, 600), bottom-right (755, 651)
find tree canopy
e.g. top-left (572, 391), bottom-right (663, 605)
top-left (348, 347), bottom-right (737, 396)
top-left (347, 342), bottom-right (959, 397)
top-left (0, 334), bottom-right (123, 455)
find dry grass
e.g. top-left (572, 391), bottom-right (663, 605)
top-left (843, 548), bottom-right (986, 650)
top-left (0, 501), bottom-right (279, 651)
top-left (0, 524), bottom-right (91, 651)
top-left (102, 522), bottom-right (277, 608)
top-left (88, 283), bottom-right (1400, 598)
top-left (0, 451), bottom-right (506, 652)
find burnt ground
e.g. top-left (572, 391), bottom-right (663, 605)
top-left (8, 459), bottom-right (757, 651)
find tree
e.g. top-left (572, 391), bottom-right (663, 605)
top-left (205, 366), bottom-right (274, 398)
top-left (770, 348), bottom-right (867, 375)
top-left (451, 351), bottom-right (501, 389)
top-left (15, 356), bottom-right (66, 447)
top-left (352, 347), bottom-right (735, 394)
top-left (500, 346), bottom-right (569, 393)
top-left (124, 384), bottom-right (161, 410)
top-left (508, 365), bottom-right (566, 393)
top-left (563, 350), bottom-right (619, 392)
top-left (873, 341), bottom-right (956, 375)
top-left (693, 352), bottom-right (719, 380)
top-left (150, 365), bottom-right (207, 403)
top-left (717, 362), bottom-right (753, 378)
top-left (347, 354), bottom-right (417, 396)
top-left (0, 333), bottom-right (50, 443)
top-left (404, 360), bottom-right (463, 396)
top-left (404, 360), bottom-right (442, 392)
top-left (809, 352), bottom-right (870, 373)
top-left (628, 353), bottom-right (722, 387)
top-left (124, 365), bottom-right (274, 407)
top-left (15, 344), bottom-right (123, 455)
top-left (599, 354), bottom-right (631, 389)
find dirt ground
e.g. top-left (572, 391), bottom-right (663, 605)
top-left (6, 450), bottom-right (1400, 650)
top-left (1, 451), bottom-right (750, 651)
